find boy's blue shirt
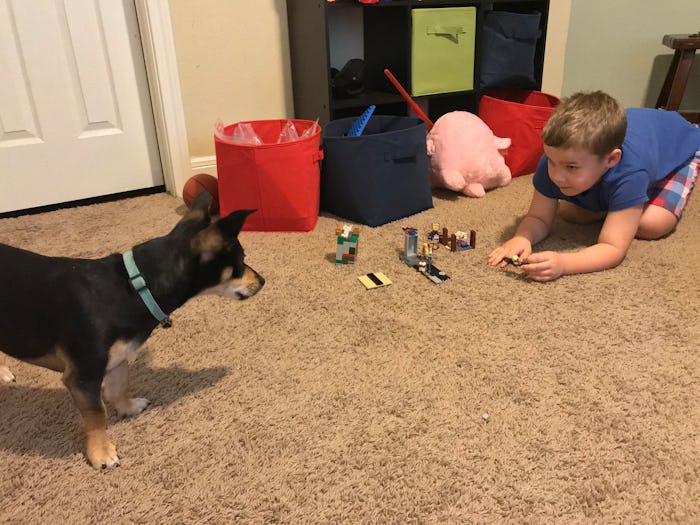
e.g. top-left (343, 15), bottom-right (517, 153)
top-left (533, 109), bottom-right (700, 211)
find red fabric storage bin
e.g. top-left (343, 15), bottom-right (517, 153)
top-left (215, 119), bottom-right (323, 231)
top-left (479, 90), bottom-right (560, 177)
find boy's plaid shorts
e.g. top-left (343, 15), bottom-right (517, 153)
top-left (649, 148), bottom-right (700, 219)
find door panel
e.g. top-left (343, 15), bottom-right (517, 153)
top-left (0, 0), bottom-right (162, 213)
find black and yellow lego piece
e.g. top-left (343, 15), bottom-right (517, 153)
top-left (358, 272), bottom-right (392, 290)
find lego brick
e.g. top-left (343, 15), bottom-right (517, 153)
top-left (358, 272), bottom-right (392, 289)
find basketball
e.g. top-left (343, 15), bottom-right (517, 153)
top-left (183, 173), bottom-right (219, 214)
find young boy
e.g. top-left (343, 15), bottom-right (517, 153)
top-left (488, 91), bottom-right (700, 281)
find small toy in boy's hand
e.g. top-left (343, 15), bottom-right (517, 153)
top-left (502, 255), bottom-right (528, 267)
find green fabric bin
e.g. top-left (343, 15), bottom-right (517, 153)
top-left (411, 7), bottom-right (476, 96)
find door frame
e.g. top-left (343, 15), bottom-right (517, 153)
top-left (135, 0), bottom-right (190, 196)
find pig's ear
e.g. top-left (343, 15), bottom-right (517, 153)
top-left (426, 136), bottom-right (436, 156)
top-left (494, 137), bottom-right (511, 156)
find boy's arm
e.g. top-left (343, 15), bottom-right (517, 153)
top-left (515, 190), bottom-right (558, 244)
top-left (523, 204), bottom-right (644, 280)
top-left (562, 204), bottom-right (643, 273)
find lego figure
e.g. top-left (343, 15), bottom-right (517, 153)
top-left (426, 223), bottom-right (441, 251)
top-left (420, 242), bottom-right (434, 272)
top-left (335, 224), bottom-right (360, 264)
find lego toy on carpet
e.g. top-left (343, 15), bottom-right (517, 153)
top-left (358, 272), bottom-right (392, 290)
top-left (335, 224), bottom-right (360, 265)
top-left (183, 173), bottom-right (219, 214)
top-left (427, 111), bottom-right (512, 197)
top-left (399, 227), bottom-right (449, 284)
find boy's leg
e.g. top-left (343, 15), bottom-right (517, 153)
top-left (636, 206), bottom-right (678, 240)
top-left (641, 149), bottom-right (700, 239)
top-left (557, 201), bottom-right (606, 223)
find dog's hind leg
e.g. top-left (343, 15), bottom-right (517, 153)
top-left (103, 360), bottom-right (149, 418)
top-left (0, 355), bottom-right (15, 383)
top-left (62, 366), bottom-right (119, 469)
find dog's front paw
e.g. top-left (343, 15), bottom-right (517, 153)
top-left (116, 397), bottom-right (149, 418)
top-left (0, 365), bottom-right (15, 383)
top-left (87, 439), bottom-right (120, 470)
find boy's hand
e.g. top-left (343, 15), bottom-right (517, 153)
top-left (488, 236), bottom-right (532, 267)
top-left (519, 251), bottom-right (564, 281)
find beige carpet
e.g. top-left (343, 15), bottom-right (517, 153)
top-left (0, 175), bottom-right (698, 524)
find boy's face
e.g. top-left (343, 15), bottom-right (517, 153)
top-left (544, 145), bottom-right (621, 196)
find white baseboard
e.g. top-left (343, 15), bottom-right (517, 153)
top-left (190, 156), bottom-right (217, 179)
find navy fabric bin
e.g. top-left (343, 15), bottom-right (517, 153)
top-left (321, 115), bottom-right (432, 227)
top-left (479, 11), bottom-right (542, 89)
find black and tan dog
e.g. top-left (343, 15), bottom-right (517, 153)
top-left (0, 193), bottom-right (264, 469)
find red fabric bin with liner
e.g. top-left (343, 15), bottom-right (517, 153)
top-left (479, 90), bottom-right (560, 177)
top-left (215, 119), bottom-right (323, 231)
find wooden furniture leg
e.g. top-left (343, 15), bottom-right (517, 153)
top-left (656, 33), bottom-right (700, 113)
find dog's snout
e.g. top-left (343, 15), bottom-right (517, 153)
top-left (242, 265), bottom-right (265, 296)
top-left (257, 273), bottom-right (266, 288)
top-left (234, 270), bottom-right (264, 300)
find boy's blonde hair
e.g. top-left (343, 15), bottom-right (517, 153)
top-left (542, 91), bottom-right (627, 157)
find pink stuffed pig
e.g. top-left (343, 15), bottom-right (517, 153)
top-left (426, 111), bottom-right (512, 197)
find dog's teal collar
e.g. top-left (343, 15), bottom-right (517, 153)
top-left (122, 250), bottom-right (172, 328)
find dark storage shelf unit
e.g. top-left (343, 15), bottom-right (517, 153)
top-left (287, 0), bottom-right (549, 126)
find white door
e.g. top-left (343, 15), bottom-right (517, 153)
top-left (0, 0), bottom-right (162, 214)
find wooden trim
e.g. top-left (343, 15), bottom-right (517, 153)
top-left (190, 156), bottom-right (217, 179)
top-left (134, 0), bottom-right (191, 197)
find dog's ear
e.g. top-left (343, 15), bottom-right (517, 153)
top-left (217, 209), bottom-right (256, 238)
top-left (191, 192), bottom-right (213, 216)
